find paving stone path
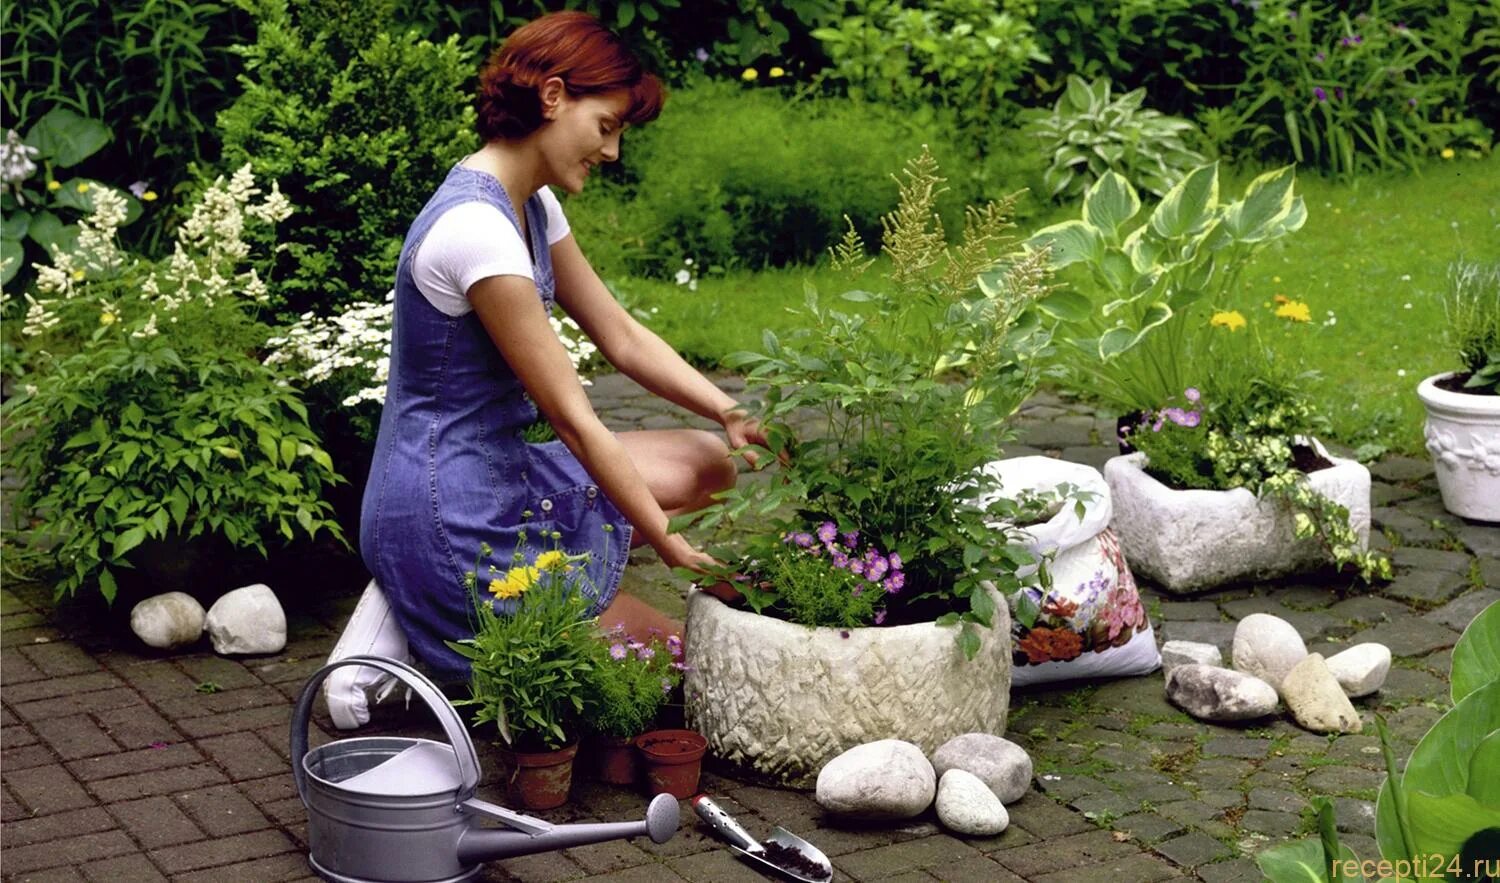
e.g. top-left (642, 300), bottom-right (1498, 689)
top-left (2, 372), bottom-right (1494, 882)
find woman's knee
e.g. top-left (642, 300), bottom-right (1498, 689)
top-left (688, 430), bottom-right (737, 495)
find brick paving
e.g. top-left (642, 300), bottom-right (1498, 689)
top-left (2, 372), bottom-right (1495, 882)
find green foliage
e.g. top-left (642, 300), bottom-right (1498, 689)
top-left (1021, 75), bottom-right (1208, 203)
top-left (1255, 797), bottom-right (1366, 882)
top-left (1441, 259), bottom-right (1500, 395)
top-left (1218, 0), bottom-right (1490, 177)
top-left (752, 530), bottom-right (895, 628)
top-left (810, 0), bottom-right (1047, 153)
top-left (1026, 163), bottom-right (1307, 413)
top-left (565, 79), bottom-right (979, 276)
top-left (583, 631), bottom-right (682, 739)
top-left (448, 539), bottom-right (603, 750)
top-left (215, 0), bottom-right (475, 319)
top-left (678, 149), bottom-right (1065, 656)
top-left (0, 0), bottom-right (254, 204)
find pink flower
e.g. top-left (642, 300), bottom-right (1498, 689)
top-left (609, 643), bottom-right (628, 660)
top-left (874, 609), bottom-right (887, 625)
top-left (638, 647), bottom-right (655, 660)
top-left (666, 634), bottom-right (683, 658)
top-left (817, 522), bottom-right (838, 544)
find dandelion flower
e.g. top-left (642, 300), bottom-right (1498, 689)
top-left (76, 182), bottom-right (90, 193)
top-left (142, 190), bottom-right (158, 202)
top-left (1274, 300), bottom-right (1312, 323)
top-left (99, 311), bottom-right (116, 325)
top-left (769, 66), bottom-right (785, 78)
top-left (1210, 310), bottom-right (1247, 331)
top-left (46, 180), bottom-right (61, 191)
top-left (741, 68), bottom-right (759, 82)
top-left (1441, 148), bottom-right (1455, 159)
top-left (1273, 294), bottom-right (1290, 304)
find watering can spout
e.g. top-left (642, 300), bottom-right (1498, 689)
top-left (456, 793), bottom-right (680, 864)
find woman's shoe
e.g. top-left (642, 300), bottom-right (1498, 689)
top-left (324, 580), bottom-right (411, 729)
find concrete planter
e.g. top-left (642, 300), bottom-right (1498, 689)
top-left (684, 583), bottom-right (1011, 788)
top-left (1417, 372), bottom-right (1500, 523)
top-left (1103, 444), bottom-right (1371, 593)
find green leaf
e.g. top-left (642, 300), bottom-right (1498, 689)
top-left (1, 209), bottom-right (31, 241)
top-left (0, 243), bottom-right (19, 286)
top-left (24, 108), bottom-right (112, 168)
top-left (280, 437), bottom-right (297, 468)
top-left (969, 584), bottom-right (995, 626)
top-left (98, 568), bottom-right (118, 605)
top-left (1149, 163), bottom-right (1219, 240)
top-left (112, 526), bottom-right (147, 560)
top-left (1222, 164), bottom-right (1298, 242)
top-left (1451, 600), bottom-right (1499, 704)
top-left (1083, 171), bottom-right (1140, 239)
top-left (1405, 791), bottom-right (1500, 865)
top-left (1097, 302), bottom-right (1172, 360)
top-left (1013, 589), bottom-right (1040, 629)
top-left (1025, 220), bottom-right (1103, 268)
top-left (957, 625), bottom-right (981, 661)
top-left (1034, 290), bottom-right (1093, 324)
top-left (1468, 730), bottom-right (1500, 806)
top-left (1254, 836), bottom-right (1362, 882)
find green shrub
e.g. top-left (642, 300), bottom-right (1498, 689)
top-left (215, 0), bottom-right (475, 319)
top-left (564, 81), bottom-right (981, 275)
top-left (584, 630), bottom-right (683, 739)
top-left (1022, 75), bottom-right (1207, 202)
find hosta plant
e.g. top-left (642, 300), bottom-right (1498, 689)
top-left (1023, 75), bottom-right (1208, 203)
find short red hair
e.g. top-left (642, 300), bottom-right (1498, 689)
top-left (475, 11), bottom-right (665, 141)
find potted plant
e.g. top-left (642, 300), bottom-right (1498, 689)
top-left (1417, 259), bottom-right (1500, 523)
top-left (674, 149), bottom-right (1078, 786)
top-left (448, 536), bottom-right (601, 810)
top-left (583, 629), bottom-right (685, 787)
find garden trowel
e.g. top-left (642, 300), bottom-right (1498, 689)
top-left (692, 793), bottom-right (833, 882)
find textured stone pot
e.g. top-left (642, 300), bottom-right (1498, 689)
top-left (1418, 372), bottom-right (1500, 522)
top-left (684, 583), bottom-right (1011, 788)
top-left (1103, 444), bottom-right (1371, 593)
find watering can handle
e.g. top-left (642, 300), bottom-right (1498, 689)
top-left (290, 654), bottom-right (480, 805)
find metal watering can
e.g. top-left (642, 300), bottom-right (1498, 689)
top-left (292, 655), bottom-right (680, 883)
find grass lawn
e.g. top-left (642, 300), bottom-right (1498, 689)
top-left (604, 154), bottom-right (1499, 456)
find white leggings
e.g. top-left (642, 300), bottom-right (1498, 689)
top-left (324, 580), bottom-right (412, 729)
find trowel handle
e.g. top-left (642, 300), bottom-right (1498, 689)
top-left (692, 794), bottom-right (763, 853)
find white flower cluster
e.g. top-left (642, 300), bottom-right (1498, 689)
top-left (23, 187), bottom-right (128, 336)
top-left (1, 129), bottom-right (39, 195)
top-left (264, 296), bottom-right (601, 408)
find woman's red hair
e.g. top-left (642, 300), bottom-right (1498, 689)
top-left (475, 11), bottom-right (665, 141)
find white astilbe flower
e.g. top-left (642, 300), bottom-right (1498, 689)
top-left (132, 312), bottom-right (159, 339)
top-left (247, 181), bottom-right (293, 225)
top-left (1, 129), bottom-right (39, 196)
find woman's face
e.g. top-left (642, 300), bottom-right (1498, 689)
top-left (538, 82), bottom-right (630, 194)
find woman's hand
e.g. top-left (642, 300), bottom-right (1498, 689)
top-left (722, 409), bottom-right (782, 469)
top-left (653, 532), bottom-right (718, 573)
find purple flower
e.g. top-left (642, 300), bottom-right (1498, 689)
top-left (129, 180), bottom-right (150, 198)
top-left (1314, 86), bottom-right (1328, 102)
top-left (627, 640), bottom-right (644, 651)
top-left (1336, 87), bottom-right (1345, 101)
top-left (1341, 36), bottom-right (1352, 47)
top-left (661, 678), bottom-right (674, 695)
top-left (884, 572), bottom-right (905, 594)
top-left (694, 47), bottom-right (709, 62)
top-left (839, 630), bottom-right (850, 639)
top-left (1353, 34), bottom-right (1363, 44)
top-left (850, 560), bottom-right (865, 576)
top-left (817, 521), bottom-right (837, 544)
top-left (609, 643), bottom-right (628, 660)
top-left (1164, 408), bottom-right (1201, 428)
top-left (1288, 10), bottom-right (1297, 19)
top-left (1180, 410), bottom-right (1201, 428)
top-left (667, 634), bottom-right (683, 658)
top-left (1408, 97), bottom-right (1418, 107)
top-left (888, 553), bottom-right (902, 570)
top-left (1395, 22), bottom-right (1407, 30)
top-left (637, 647), bottom-right (655, 660)
top-left (842, 530), bottom-right (859, 548)
top-left (793, 532), bottom-right (814, 548)
top-left (851, 583), bottom-right (864, 596)
top-left (1314, 51), bottom-right (1325, 62)
top-left (1151, 418), bottom-right (1164, 432)
top-left (832, 551), bottom-right (849, 569)
top-left (874, 609), bottom-right (887, 625)
top-left (1184, 387), bottom-right (1200, 403)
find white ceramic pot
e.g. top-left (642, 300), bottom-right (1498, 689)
top-left (1103, 442), bottom-right (1371, 593)
top-left (684, 583), bottom-right (1010, 788)
top-left (1417, 372), bottom-right (1500, 522)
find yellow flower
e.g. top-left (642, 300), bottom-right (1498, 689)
top-left (99, 311), bottom-right (116, 326)
top-left (488, 565), bottom-right (541, 599)
top-left (1274, 300), bottom-right (1312, 323)
top-left (72, 269), bottom-right (85, 281)
top-left (1210, 310), bottom-right (1247, 332)
top-left (741, 68), bottom-right (759, 82)
top-left (1272, 276), bottom-right (1281, 283)
top-left (769, 66), bottom-right (786, 78)
top-left (142, 190), bottom-right (158, 202)
top-left (1441, 147), bottom-right (1455, 159)
top-left (46, 180), bottom-right (61, 191)
top-left (535, 550), bottom-right (568, 572)
top-left (1273, 294), bottom-right (1290, 304)
top-left (76, 182), bottom-right (90, 193)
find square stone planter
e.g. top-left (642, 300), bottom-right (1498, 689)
top-left (1103, 446), bottom-right (1371, 593)
top-left (683, 583), bottom-right (1010, 788)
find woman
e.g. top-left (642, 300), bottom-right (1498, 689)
top-left (358, 11), bottom-right (764, 685)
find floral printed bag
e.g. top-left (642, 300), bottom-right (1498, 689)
top-left (979, 457), bottom-right (1161, 687)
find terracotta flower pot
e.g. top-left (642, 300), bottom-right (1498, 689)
top-left (498, 741), bottom-right (577, 810)
top-left (592, 734), bottom-right (639, 786)
top-left (635, 729), bottom-right (706, 799)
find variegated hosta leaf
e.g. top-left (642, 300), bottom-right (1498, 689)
top-left (1083, 171), bottom-right (1141, 241)
top-left (1024, 219), bottom-right (1103, 268)
top-left (1097, 300), bottom-right (1172, 360)
top-left (1150, 163), bottom-right (1220, 240)
top-left (1222, 164), bottom-right (1300, 241)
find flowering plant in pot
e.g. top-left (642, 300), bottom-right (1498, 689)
top-left (447, 535), bottom-right (601, 810)
top-left (670, 149), bottom-right (1081, 785)
top-left (582, 629), bottom-right (685, 786)
top-left (1417, 259), bottom-right (1500, 522)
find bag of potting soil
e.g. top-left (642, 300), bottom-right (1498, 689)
top-left (977, 457), bottom-right (1161, 688)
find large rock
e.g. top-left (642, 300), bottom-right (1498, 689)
top-left (1232, 614), bottom-right (1308, 690)
top-left (1161, 640), bottom-right (1223, 675)
top-left (1105, 450), bottom-right (1371, 593)
top-left (1324, 643), bottom-right (1391, 698)
top-left (1282, 654), bottom-right (1363, 734)
top-left (205, 584), bottom-right (286, 655)
top-left (130, 592), bottom-right (206, 649)
top-left (1166, 664), bottom-right (1279, 721)
top-left (815, 740), bottom-right (935, 820)
top-left (935, 769), bottom-right (1009, 836)
top-left (930, 733), bottom-right (1032, 805)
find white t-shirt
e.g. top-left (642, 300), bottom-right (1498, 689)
top-left (411, 187), bottom-right (571, 316)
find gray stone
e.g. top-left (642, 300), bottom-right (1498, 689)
top-left (1347, 618), bottom-right (1460, 658)
top-left (930, 733), bottom-right (1032, 805)
top-left (1018, 421), bottom-right (1093, 449)
top-left (204, 584), bottom-right (286, 655)
top-left (815, 739), bottom-right (935, 820)
top-left (1370, 482), bottom-right (1420, 506)
top-left (1372, 507), bottom-right (1445, 545)
top-left (1425, 590), bottom-right (1500, 632)
top-left (1156, 601), bottom-right (1224, 621)
top-left (1160, 620), bottom-right (1236, 654)
top-left (1155, 831), bottom-right (1232, 867)
top-left (129, 592), bottom-right (206, 649)
top-left (1240, 809), bottom-right (1303, 837)
top-left (1165, 665), bottom-right (1279, 722)
top-left (1160, 640), bottom-right (1223, 674)
top-left (1376, 667), bottom-right (1449, 704)
top-left (1458, 524), bottom-right (1500, 559)
top-left (1328, 595), bottom-right (1411, 627)
top-left (935, 769), bottom-right (1009, 836)
top-left (1370, 457), bottom-right (1433, 482)
top-left (1383, 569), bottom-right (1469, 605)
top-left (1392, 546), bottom-right (1473, 574)
top-left (1281, 654), bottom-right (1362, 734)
top-left (1334, 797), bottom-right (1377, 835)
top-left (1324, 643), bottom-right (1391, 697)
top-left (1232, 613), bottom-right (1308, 689)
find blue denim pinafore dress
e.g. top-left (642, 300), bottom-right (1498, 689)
top-left (360, 166), bottom-right (633, 683)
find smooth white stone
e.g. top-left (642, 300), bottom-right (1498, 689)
top-left (1232, 613), bottom-right (1308, 690)
top-left (1324, 643), bottom-right (1392, 698)
top-left (936, 769), bottom-right (1009, 836)
top-left (205, 584), bottom-right (286, 655)
top-left (815, 740), bottom-right (936, 820)
top-left (1166, 664), bottom-right (1279, 721)
top-left (130, 592), bottom-right (205, 649)
top-left (930, 733), bottom-right (1032, 805)
top-left (1160, 640), bottom-right (1223, 674)
top-left (1282, 654), bottom-right (1363, 734)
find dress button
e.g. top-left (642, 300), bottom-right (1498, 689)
top-left (540, 499), bottom-right (553, 512)
top-left (586, 486), bottom-right (598, 500)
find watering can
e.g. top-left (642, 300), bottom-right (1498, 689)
top-left (292, 655), bottom-right (679, 883)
